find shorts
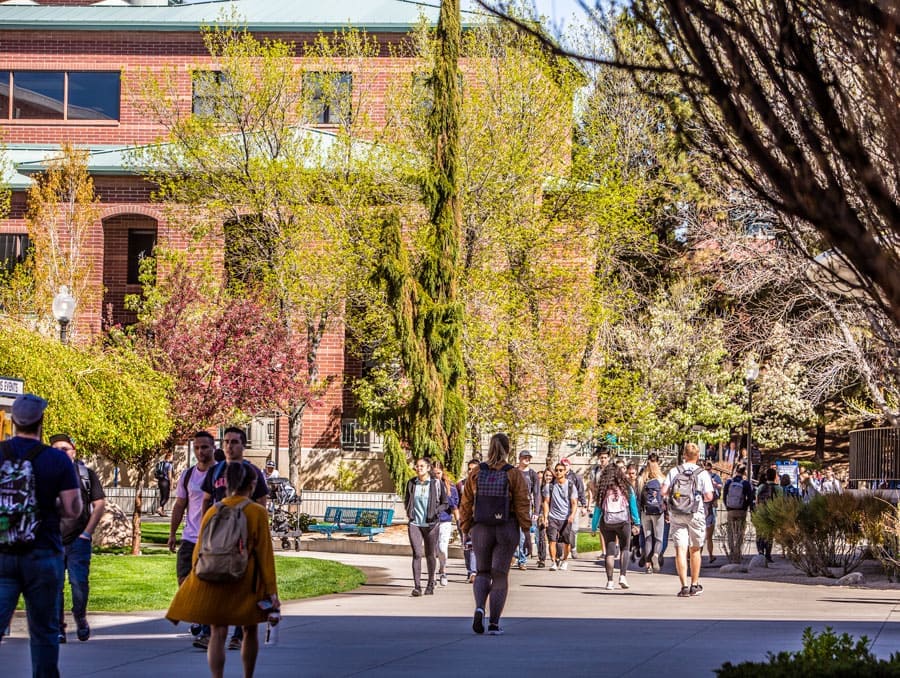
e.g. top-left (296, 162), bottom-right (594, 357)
top-left (705, 505), bottom-right (716, 529)
top-left (670, 513), bottom-right (706, 549)
top-left (176, 539), bottom-right (196, 581)
top-left (547, 517), bottom-right (573, 545)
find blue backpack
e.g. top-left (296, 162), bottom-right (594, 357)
top-left (642, 478), bottom-right (663, 515)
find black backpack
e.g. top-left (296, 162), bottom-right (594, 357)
top-left (641, 478), bottom-right (664, 515)
top-left (155, 460), bottom-right (168, 481)
top-left (61, 463), bottom-right (94, 545)
top-left (474, 463), bottom-right (513, 525)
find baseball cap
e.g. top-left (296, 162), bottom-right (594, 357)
top-left (265, 459), bottom-right (276, 468)
top-left (560, 457), bottom-right (571, 465)
top-left (518, 450), bottom-right (532, 459)
top-left (11, 393), bottom-right (48, 427)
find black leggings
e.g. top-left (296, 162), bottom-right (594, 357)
top-left (408, 523), bottom-right (439, 589)
top-left (599, 521), bottom-right (632, 580)
top-left (158, 478), bottom-right (171, 508)
top-left (470, 520), bottom-right (519, 625)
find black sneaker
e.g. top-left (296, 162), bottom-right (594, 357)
top-left (410, 588), bottom-right (422, 597)
top-left (190, 623), bottom-right (202, 637)
top-left (487, 624), bottom-right (504, 635)
top-left (677, 586), bottom-right (691, 597)
top-left (75, 617), bottom-right (90, 642)
top-left (58, 633), bottom-right (66, 644)
top-left (472, 608), bottom-right (485, 634)
top-left (193, 634), bottom-right (210, 650)
top-left (424, 585), bottom-right (434, 595)
top-left (536, 561), bottom-right (545, 569)
top-left (689, 583), bottom-right (704, 596)
top-left (227, 636), bottom-right (242, 651)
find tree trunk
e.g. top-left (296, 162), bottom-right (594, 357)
top-left (131, 467), bottom-right (144, 556)
top-left (815, 404), bottom-right (826, 462)
top-left (288, 400), bottom-right (306, 489)
top-left (546, 438), bottom-right (558, 470)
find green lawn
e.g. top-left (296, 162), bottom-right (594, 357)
top-left (52, 554), bottom-right (365, 612)
top-left (576, 532), bottom-right (602, 553)
top-left (139, 521), bottom-right (181, 544)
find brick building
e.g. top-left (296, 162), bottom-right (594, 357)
top-left (0, 0), bottom-right (451, 489)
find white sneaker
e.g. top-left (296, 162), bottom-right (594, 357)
top-left (439, 574), bottom-right (448, 587)
top-left (605, 580), bottom-right (615, 590)
top-left (559, 560), bottom-right (568, 571)
top-left (619, 575), bottom-right (629, 589)
top-left (549, 561), bottom-right (558, 571)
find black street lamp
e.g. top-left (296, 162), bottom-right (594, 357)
top-left (745, 359), bottom-right (760, 483)
top-left (51, 285), bottom-right (76, 344)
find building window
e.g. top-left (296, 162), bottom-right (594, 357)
top-left (191, 70), bottom-right (240, 119)
top-left (127, 229), bottom-right (157, 284)
top-left (0, 234), bottom-right (30, 272)
top-left (0, 71), bottom-right (120, 121)
top-left (302, 72), bottom-right (352, 125)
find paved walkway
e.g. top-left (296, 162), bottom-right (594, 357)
top-left (4, 552), bottom-right (900, 677)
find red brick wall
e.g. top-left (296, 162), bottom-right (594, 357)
top-left (0, 29), bottom-right (418, 146)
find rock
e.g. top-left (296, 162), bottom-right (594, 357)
top-left (748, 554), bottom-right (768, 570)
top-left (93, 502), bottom-right (133, 548)
top-left (836, 572), bottom-right (865, 586)
top-left (719, 563), bottom-right (746, 574)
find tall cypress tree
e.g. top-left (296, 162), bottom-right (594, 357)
top-left (374, 0), bottom-right (465, 483)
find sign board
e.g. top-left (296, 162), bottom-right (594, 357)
top-left (0, 377), bottom-right (24, 398)
top-left (776, 460), bottom-right (800, 487)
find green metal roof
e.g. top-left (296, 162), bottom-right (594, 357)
top-left (0, 0), bottom-right (461, 32)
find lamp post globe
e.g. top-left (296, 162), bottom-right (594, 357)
top-left (52, 285), bottom-right (76, 344)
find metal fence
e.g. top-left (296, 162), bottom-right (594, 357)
top-left (849, 426), bottom-right (900, 484)
top-left (104, 488), bottom-right (406, 522)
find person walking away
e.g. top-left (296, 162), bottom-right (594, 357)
top-left (459, 433), bottom-right (531, 635)
top-left (431, 460), bottom-right (459, 587)
top-left (456, 459), bottom-right (480, 583)
top-left (168, 431), bottom-right (217, 649)
top-left (587, 449), bottom-right (611, 555)
top-left (201, 427), bottom-right (269, 651)
top-left (596, 465), bottom-right (641, 590)
top-left (560, 458), bottom-right (587, 558)
top-left (167, 462), bottom-right (280, 678)
top-left (513, 451), bottom-right (540, 570)
top-left (155, 451), bottom-right (174, 517)
top-left (703, 460), bottom-right (723, 564)
top-left (542, 462), bottom-right (577, 571)
top-left (535, 468), bottom-right (554, 568)
top-left (661, 443), bottom-right (714, 597)
top-left (637, 453), bottom-right (667, 573)
top-left (722, 465), bottom-right (753, 564)
top-left (0, 394), bottom-right (82, 678)
top-left (404, 458), bottom-right (449, 596)
top-left (754, 467), bottom-right (783, 563)
top-left (50, 434), bottom-right (105, 643)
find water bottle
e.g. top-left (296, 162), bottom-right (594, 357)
top-left (265, 614), bottom-right (280, 647)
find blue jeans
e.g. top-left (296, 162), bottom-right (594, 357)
top-left (513, 523), bottom-right (534, 565)
top-left (59, 537), bottom-right (92, 626)
top-left (0, 547), bottom-right (65, 678)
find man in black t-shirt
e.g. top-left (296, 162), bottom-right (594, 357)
top-left (199, 426), bottom-right (268, 651)
top-left (50, 433), bottom-right (106, 643)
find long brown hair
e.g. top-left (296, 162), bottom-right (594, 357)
top-left (431, 459), bottom-right (452, 494)
top-left (486, 433), bottom-right (510, 466)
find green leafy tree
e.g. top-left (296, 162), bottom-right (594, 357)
top-left (0, 323), bottom-right (172, 554)
top-left (137, 22), bottom-right (384, 487)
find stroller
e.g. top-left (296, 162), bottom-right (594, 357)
top-left (268, 477), bottom-right (302, 551)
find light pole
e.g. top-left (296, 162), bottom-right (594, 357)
top-left (745, 359), bottom-right (760, 483)
top-left (51, 285), bottom-right (76, 344)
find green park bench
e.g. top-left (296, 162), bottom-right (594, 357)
top-left (307, 506), bottom-right (395, 541)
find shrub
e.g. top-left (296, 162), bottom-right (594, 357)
top-left (716, 627), bottom-right (900, 677)
top-left (863, 498), bottom-right (900, 581)
top-left (752, 493), bottom-right (891, 577)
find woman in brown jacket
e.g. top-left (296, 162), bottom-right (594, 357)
top-left (459, 433), bottom-right (531, 635)
top-left (167, 462), bottom-right (279, 678)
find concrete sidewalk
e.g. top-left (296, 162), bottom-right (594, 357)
top-left (4, 552), bottom-right (900, 677)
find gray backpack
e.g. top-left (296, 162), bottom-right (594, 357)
top-left (669, 465), bottom-right (700, 516)
top-left (195, 499), bottom-right (251, 582)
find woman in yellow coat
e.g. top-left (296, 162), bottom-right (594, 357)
top-left (167, 461), bottom-right (279, 678)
